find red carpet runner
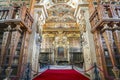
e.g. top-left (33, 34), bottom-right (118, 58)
top-left (33, 70), bottom-right (90, 80)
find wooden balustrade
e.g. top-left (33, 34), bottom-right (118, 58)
top-left (0, 7), bottom-right (12, 20)
top-left (90, 3), bottom-right (120, 54)
top-left (90, 4), bottom-right (120, 33)
top-left (113, 5), bottom-right (120, 18)
top-left (0, 5), bottom-right (33, 32)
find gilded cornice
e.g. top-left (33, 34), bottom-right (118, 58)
top-left (52, 0), bottom-right (70, 3)
top-left (74, 3), bottom-right (88, 17)
top-left (43, 28), bottom-right (80, 32)
top-left (43, 31), bottom-right (80, 38)
top-left (34, 4), bottom-right (48, 18)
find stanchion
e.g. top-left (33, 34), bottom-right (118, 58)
top-left (21, 63), bottom-right (32, 80)
top-left (80, 63), bottom-right (101, 80)
top-left (94, 63), bottom-right (100, 80)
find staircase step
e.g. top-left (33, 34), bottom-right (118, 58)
top-left (49, 65), bottom-right (72, 69)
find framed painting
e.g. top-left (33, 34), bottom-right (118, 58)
top-left (58, 47), bottom-right (64, 57)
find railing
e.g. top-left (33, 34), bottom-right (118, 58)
top-left (0, 7), bottom-right (12, 20)
top-left (73, 63), bottom-right (102, 80)
top-left (89, 4), bottom-right (120, 32)
top-left (69, 47), bottom-right (82, 52)
top-left (40, 48), bottom-right (53, 52)
top-left (113, 5), bottom-right (120, 18)
top-left (40, 48), bottom-right (82, 53)
top-left (0, 4), bottom-right (33, 32)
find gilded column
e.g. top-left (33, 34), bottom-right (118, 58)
top-left (102, 23), bottom-right (116, 67)
top-left (113, 23), bottom-right (120, 54)
top-left (0, 25), bottom-right (11, 72)
top-left (22, 31), bottom-right (30, 65)
top-left (94, 31), bottom-right (107, 80)
top-left (8, 25), bottom-right (22, 67)
top-left (102, 23), bottom-right (119, 79)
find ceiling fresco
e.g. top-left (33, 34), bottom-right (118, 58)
top-left (46, 4), bottom-right (76, 23)
top-left (37, 0), bottom-right (81, 29)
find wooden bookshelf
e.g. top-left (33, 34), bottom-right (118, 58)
top-left (89, 1), bottom-right (120, 79)
top-left (0, 4), bottom-right (33, 79)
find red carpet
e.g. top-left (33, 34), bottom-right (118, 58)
top-left (33, 70), bottom-right (90, 80)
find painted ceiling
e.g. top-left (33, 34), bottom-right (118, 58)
top-left (39, 0), bottom-right (80, 8)
top-left (40, 0), bottom-right (80, 29)
top-left (46, 4), bottom-right (76, 23)
top-left (37, 0), bottom-right (86, 29)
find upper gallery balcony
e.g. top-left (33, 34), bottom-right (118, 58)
top-left (89, 2), bottom-right (120, 32)
top-left (0, 4), bottom-right (33, 32)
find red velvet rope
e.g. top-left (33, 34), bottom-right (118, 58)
top-left (32, 69), bottom-right (38, 74)
top-left (84, 66), bottom-right (94, 72)
top-left (81, 66), bottom-right (94, 73)
top-left (81, 65), bottom-right (113, 79)
top-left (97, 66), bottom-right (103, 72)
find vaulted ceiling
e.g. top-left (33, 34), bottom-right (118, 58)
top-left (46, 4), bottom-right (75, 23)
top-left (39, 0), bottom-right (80, 29)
